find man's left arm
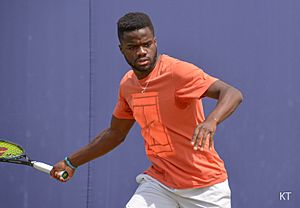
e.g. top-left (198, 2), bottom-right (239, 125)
top-left (191, 80), bottom-right (243, 151)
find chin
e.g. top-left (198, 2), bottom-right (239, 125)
top-left (134, 65), bottom-right (151, 72)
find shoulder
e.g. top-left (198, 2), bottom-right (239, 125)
top-left (159, 54), bottom-right (198, 74)
top-left (117, 70), bottom-right (135, 98)
top-left (160, 54), bottom-right (182, 68)
top-left (119, 70), bottom-right (134, 86)
top-left (167, 57), bottom-right (204, 80)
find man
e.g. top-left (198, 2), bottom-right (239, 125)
top-left (51, 12), bottom-right (243, 208)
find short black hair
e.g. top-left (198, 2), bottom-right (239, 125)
top-left (117, 12), bottom-right (155, 43)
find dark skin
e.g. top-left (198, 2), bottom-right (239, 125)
top-left (51, 27), bottom-right (243, 182)
top-left (119, 27), bottom-right (158, 80)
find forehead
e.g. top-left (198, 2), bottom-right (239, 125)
top-left (121, 27), bottom-right (154, 44)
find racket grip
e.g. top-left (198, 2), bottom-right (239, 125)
top-left (32, 161), bottom-right (69, 179)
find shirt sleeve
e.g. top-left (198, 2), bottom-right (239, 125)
top-left (173, 61), bottom-right (218, 100)
top-left (113, 88), bottom-right (134, 120)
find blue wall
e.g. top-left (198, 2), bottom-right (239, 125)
top-left (0, 0), bottom-right (299, 207)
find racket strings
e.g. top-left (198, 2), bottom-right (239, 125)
top-left (0, 141), bottom-right (25, 159)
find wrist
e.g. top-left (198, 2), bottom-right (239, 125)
top-left (206, 117), bottom-right (219, 125)
top-left (212, 117), bottom-right (219, 124)
top-left (64, 157), bottom-right (78, 170)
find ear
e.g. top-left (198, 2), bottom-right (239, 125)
top-left (154, 37), bottom-right (157, 47)
top-left (119, 44), bottom-right (124, 54)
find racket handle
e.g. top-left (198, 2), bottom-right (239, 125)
top-left (32, 161), bottom-right (69, 179)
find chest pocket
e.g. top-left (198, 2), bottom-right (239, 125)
top-left (132, 92), bottom-right (173, 157)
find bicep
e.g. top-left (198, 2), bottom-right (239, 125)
top-left (202, 80), bottom-right (231, 99)
top-left (110, 115), bottom-right (135, 139)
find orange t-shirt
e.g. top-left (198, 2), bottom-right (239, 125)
top-left (113, 54), bottom-right (227, 189)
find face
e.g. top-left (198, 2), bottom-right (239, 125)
top-left (119, 27), bottom-right (158, 77)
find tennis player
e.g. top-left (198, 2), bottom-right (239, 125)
top-left (51, 12), bottom-right (243, 208)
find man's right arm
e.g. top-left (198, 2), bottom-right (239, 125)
top-left (50, 115), bottom-right (135, 182)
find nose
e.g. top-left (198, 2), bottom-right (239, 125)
top-left (137, 46), bottom-right (147, 57)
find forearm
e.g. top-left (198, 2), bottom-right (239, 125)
top-left (68, 128), bottom-right (125, 167)
top-left (206, 86), bottom-right (243, 124)
top-left (191, 80), bottom-right (242, 151)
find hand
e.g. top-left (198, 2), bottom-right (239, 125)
top-left (191, 118), bottom-right (218, 151)
top-left (50, 160), bottom-right (75, 182)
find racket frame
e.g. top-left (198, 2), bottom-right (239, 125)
top-left (0, 140), bottom-right (68, 179)
top-left (0, 154), bottom-right (32, 166)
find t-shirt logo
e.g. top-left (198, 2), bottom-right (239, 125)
top-left (132, 92), bottom-right (174, 157)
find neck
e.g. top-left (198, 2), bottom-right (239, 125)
top-left (135, 69), bottom-right (152, 80)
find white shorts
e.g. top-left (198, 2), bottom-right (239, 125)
top-left (126, 174), bottom-right (231, 208)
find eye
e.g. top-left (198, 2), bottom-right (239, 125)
top-left (127, 46), bottom-right (134, 50)
top-left (143, 42), bottom-right (152, 48)
top-left (126, 45), bottom-right (139, 51)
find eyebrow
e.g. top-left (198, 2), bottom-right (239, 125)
top-left (126, 40), bottom-right (153, 46)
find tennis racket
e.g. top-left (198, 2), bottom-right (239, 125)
top-left (0, 140), bottom-right (68, 179)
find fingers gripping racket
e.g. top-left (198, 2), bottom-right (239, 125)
top-left (0, 140), bottom-right (68, 179)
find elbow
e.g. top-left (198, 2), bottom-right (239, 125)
top-left (115, 131), bottom-right (128, 143)
top-left (235, 89), bottom-right (243, 104)
top-left (226, 86), bottom-right (243, 105)
top-left (118, 135), bottom-right (127, 143)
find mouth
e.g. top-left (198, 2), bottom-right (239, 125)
top-left (136, 58), bottom-right (151, 66)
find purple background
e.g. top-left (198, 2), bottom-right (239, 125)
top-left (0, 0), bottom-right (299, 207)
